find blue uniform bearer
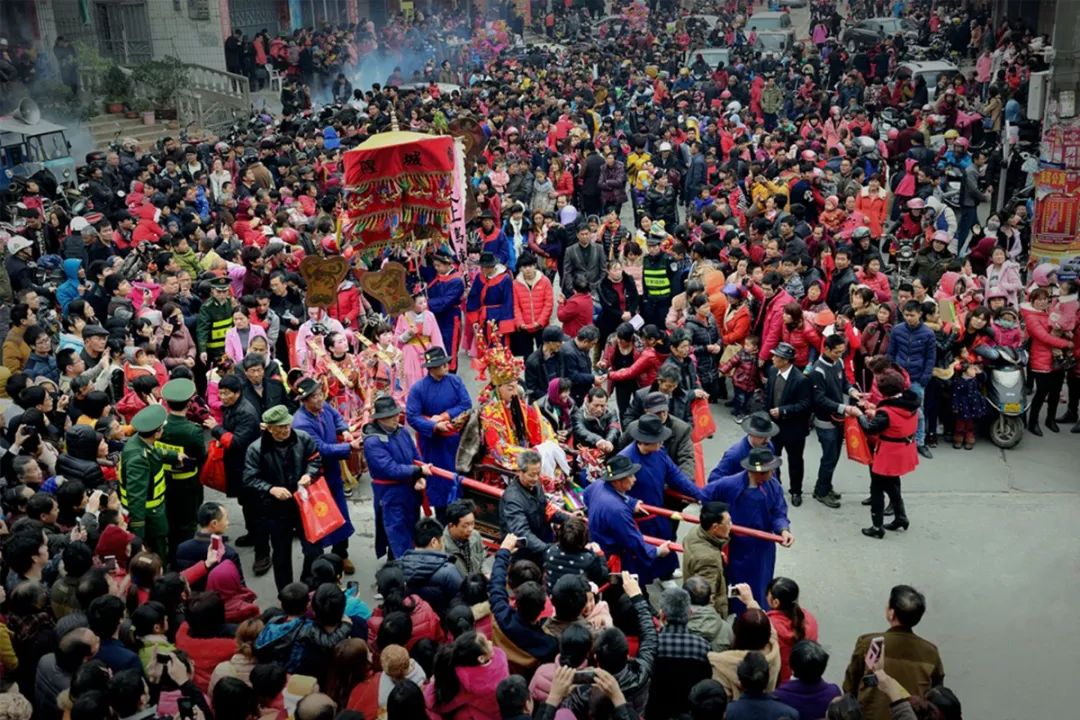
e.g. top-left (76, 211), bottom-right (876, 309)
top-left (363, 395), bottom-right (432, 559)
top-left (703, 447), bottom-right (793, 614)
top-left (618, 414), bottom-right (705, 546)
top-left (708, 412), bottom-right (779, 480)
top-left (583, 454), bottom-right (677, 585)
top-left (406, 346), bottom-right (473, 516)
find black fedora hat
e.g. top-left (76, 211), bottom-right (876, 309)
top-left (423, 347), bottom-right (451, 368)
top-left (371, 395), bottom-right (402, 420)
top-left (630, 414), bottom-right (672, 444)
top-left (741, 412), bottom-right (779, 438)
top-left (602, 454), bottom-right (641, 482)
top-left (741, 447), bottom-right (782, 473)
top-left (295, 377), bottom-right (322, 400)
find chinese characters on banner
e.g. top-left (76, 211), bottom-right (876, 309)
top-left (1035, 111), bottom-right (1080, 262)
top-left (1032, 168), bottom-right (1080, 261)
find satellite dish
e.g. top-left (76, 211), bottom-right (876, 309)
top-left (14, 97), bottom-right (40, 126)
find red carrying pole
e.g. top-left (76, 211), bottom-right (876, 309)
top-left (414, 463), bottom-right (782, 547)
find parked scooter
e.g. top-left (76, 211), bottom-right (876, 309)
top-left (977, 345), bottom-right (1029, 448)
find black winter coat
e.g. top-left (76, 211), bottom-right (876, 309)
top-left (597, 273), bottom-right (641, 336)
top-left (213, 396), bottom-right (261, 496)
top-left (243, 429), bottom-right (321, 499)
top-left (398, 549), bottom-right (465, 613)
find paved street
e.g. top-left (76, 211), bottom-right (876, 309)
top-left (222, 360), bottom-right (1079, 720)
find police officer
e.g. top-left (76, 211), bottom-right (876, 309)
top-left (641, 228), bottom-right (680, 327)
top-left (197, 276), bottom-right (234, 365)
top-left (121, 405), bottom-right (185, 558)
top-left (158, 378), bottom-right (210, 561)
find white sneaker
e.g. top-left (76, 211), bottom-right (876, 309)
top-left (671, 567), bottom-right (683, 579)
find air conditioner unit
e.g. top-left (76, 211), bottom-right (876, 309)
top-left (1029, 71), bottom-right (1051, 120)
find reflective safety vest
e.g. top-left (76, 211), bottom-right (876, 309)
top-left (208, 316), bottom-right (231, 350)
top-left (642, 256), bottom-right (673, 298)
top-left (118, 449), bottom-right (167, 510)
top-left (156, 439), bottom-right (197, 481)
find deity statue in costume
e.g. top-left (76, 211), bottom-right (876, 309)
top-left (359, 320), bottom-right (406, 407)
top-left (456, 324), bottom-right (567, 488)
top-left (394, 288), bottom-right (445, 391)
top-left (307, 330), bottom-right (366, 423)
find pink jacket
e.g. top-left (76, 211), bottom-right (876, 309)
top-left (529, 654), bottom-right (586, 703)
top-left (856, 269), bottom-right (892, 304)
top-left (1050, 294), bottom-right (1078, 335)
top-left (985, 260), bottom-right (1024, 308)
top-left (225, 324), bottom-right (269, 365)
top-left (424, 647), bottom-right (509, 720)
top-left (206, 560), bottom-right (260, 623)
top-left (992, 322), bottom-right (1023, 349)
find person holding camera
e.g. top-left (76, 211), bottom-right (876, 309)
top-left (842, 585), bottom-right (945, 720)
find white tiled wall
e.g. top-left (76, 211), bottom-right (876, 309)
top-left (146, 0), bottom-right (228, 71)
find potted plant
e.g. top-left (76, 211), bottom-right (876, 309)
top-left (133, 98), bottom-right (155, 125)
top-left (131, 58), bottom-right (188, 120)
top-left (101, 65), bottom-right (132, 113)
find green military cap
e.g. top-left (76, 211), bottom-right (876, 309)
top-left (209, 275), bottom-right (230, 289)
top-left (132, 405), bottom-right (168, 433)
top-left (262, 405), bottom-right (293, 426)
top-left (161, 378), bottom-right (196, 403)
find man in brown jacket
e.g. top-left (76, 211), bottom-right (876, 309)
top-left (843, 585), bottom-right (945, 720)
top-left (681, 501), bottom-right (732, 617)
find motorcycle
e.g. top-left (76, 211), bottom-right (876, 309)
top-left (891, 235), bottom-right (917, 284)
top-left (977, 345), bottom-right (1029, 448)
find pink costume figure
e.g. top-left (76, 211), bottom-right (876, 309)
top-left (295, 306), bottom-right (346, 369)
top-left (310, 330), bottom-right (365, 422)
top-left (394, 293), bottom-right (445, 391)
top-left (362, 325), bottom-right (406, 406)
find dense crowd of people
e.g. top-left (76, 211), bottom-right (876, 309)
top-left (0, 0), bottom-right (1068, 718)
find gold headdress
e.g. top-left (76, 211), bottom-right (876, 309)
top-left (474, 321), bottom-right (522, 386)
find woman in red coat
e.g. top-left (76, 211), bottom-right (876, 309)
top-left (721, 286), bottom-right (752, 348)
top-left (779, 303), bottom-right (821, 370)
top-left (1021, 288), bottom-right (1074, 435)
top-left (766, 577), bottom-right (819, 684)
top-left (855, 256), bottom-right (892, 304)
top-left (608, 324), bottom-right (669, 390)
top-left (858, 370), bottom-right (919, 538)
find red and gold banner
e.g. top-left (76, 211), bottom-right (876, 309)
top-left (341, 131), bottom-right (455, 253)
top-left (1033, 168), bottom-right (1080, 262)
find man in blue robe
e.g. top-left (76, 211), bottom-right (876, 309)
top-left (618, 414), bottom-right (704, 548)
top-left (363, 395), bottom-right (434, 559)
top-left (465, 252), bottom-right (516, 337)
top-left (291, 378), bottom-right (360, 573)
top-left (583, 454), bottom-right (674, 585)
top-left (423, 249), bottom-right (466, 372)
top-left (708, 412), bottom-right (779, 481)
top-left (477, 210), bottom-right (511, 266)
top-left (702, 447), bottom-right (794, 613)
top-left (406, 347), bottom-right (473, 521)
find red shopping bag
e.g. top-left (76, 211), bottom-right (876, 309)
top-left (690, 398), bottom-right (717, 442)
top-left (844, 416), bottom-right (873, 465)
top-left (295, 478), bottom-right (346, 543)
top-left (200, 439), bottom-right (227, 493)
